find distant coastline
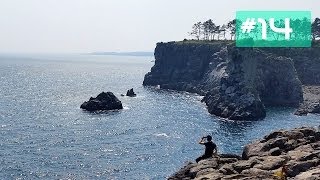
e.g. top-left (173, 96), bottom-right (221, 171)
top-left (89, 51), bottom-right (154, 57)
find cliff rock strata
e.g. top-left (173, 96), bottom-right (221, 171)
top-left (143, 42), bottom-right (303, 120)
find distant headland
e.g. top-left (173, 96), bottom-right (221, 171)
top-left (89, 51), bottom-right (154, 57)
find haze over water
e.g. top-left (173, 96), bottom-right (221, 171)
top-left (0, 54), bottom-right (319, 179)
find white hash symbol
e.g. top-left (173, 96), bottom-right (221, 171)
top-left (241, 18), bottom-right (256, 33)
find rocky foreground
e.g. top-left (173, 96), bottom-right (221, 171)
top-left (169, 127), bottom-right (320, 180)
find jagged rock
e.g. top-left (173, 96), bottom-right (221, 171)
top-left (80, 92), bottom-right (123, 111)
top-left (126, 88), bottom-right (136, 97)
top-left (169, 127), bottom-right (320, 180)
top-left (143, 42), bottom-right (303, 120)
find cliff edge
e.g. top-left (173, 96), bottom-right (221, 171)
top-left (143, 41), bottom-right (305, 120)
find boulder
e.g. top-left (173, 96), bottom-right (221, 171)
top-left (126, 88), bottom-right (137, 97)
top-left (80, 92), bottom-right (123, 111)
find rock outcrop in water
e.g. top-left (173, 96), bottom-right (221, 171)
top-left (80, 92), bottom-right (123, 111)
top-left (143, 41), bottom-right (305, 120)
top-left (169, 127), bottom-right (320, 180)
top-left (126, 88), bottom-right (137, 97)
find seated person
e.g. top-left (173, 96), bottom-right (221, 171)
top-left (196, 135), bottom-right (217, 163)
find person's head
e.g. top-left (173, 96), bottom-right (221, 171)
top-left (207, 135), bottom-right (212, 141)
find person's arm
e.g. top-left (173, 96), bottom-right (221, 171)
top-left (198, 137), bottom-right (206, 145)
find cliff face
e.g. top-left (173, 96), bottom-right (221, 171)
top-left (143, 42), bottom-right (226, 95)
top-left (263, 48), bottom-right (320, 85)
top-left (143, 42), bottom-right (304, 120)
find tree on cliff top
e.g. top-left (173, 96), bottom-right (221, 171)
top-left (312, 18), bottom-right (320, 40)
top-left (189, 22), bottom-right (202, 40)
top-left (202, 19), bottom-right (216, 40)
top-left (227, 19), bottom-right (236, 40)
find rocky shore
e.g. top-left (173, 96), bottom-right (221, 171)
top-left (169, 127), bottom-right (320, 180)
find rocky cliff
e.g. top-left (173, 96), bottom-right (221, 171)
top-left (295, 86), bottom-right (320, 115)
top-left (168, 127), bottom-right (320, 180)
top-left (143, 41), bottom-right (305, 120)
top-left (262, 47), bottom-right (320, 85)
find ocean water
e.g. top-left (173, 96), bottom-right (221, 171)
top-left (0, 54), bottom-right (319, 179)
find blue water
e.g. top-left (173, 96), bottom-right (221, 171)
top-left (0, 54), bottom-right (319, 179)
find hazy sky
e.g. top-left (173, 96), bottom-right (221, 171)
top-left (0, 0), bottom-right (319, 53)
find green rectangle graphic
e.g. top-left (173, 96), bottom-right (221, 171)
top-left (236, 11), bottom-right (311, 47)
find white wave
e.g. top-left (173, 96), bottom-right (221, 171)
top-left (102, 149), bottom-right (114, 152)
top-left (154, 133), bottom-right (169, 137)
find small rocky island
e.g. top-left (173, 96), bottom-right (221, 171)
top-left (169, 127), bottom-right (320, 180)
top-left (143, 41), bottom-right (320, 120)
top-left (80, 92), bottom-right (123, 111)
top-left (126, 88), bottom-right (137, 97)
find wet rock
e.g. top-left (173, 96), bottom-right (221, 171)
top-left (80, 92), bottom-right (123, 111)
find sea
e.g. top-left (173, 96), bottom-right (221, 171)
top-left (0, 54), bottom-right (319, 179)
